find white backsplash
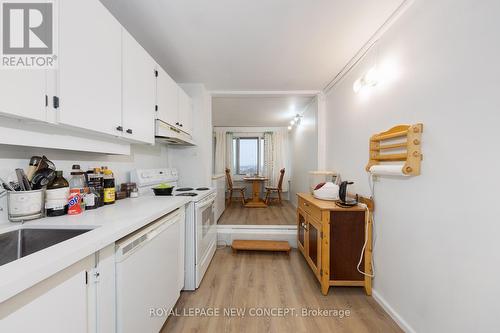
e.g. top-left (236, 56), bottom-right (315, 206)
top-left (0, 143), bottom-right (169, 224)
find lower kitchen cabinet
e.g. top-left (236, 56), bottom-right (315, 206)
top-left (297, 193), bottom-right (373, 296)
top-left (0, 256), bottom-right (93, 333)
top-left (0, 245), bottom-right (116, 333)
top-left (93, 244), bottom-right (116, 333)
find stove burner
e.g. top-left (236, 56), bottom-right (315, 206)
top-left (176, 193), bottom-right (198, 197)
top-left (176, 187), bottom-right (194, 192)
top-left (196, 187), bottom-right (210, 191)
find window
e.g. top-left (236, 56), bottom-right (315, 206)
top-left (233, 137), bottom-right (264, 175)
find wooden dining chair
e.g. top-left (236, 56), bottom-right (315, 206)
top-left (265, 168), bottom-right (285, 205)
top-left (225, 168), bottom-right (246, 206)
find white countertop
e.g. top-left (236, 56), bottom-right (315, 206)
top-left (0, 194), bottom-right (190, 303)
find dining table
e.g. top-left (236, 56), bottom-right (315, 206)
top-left (243, 176), bottom-right (269, 208)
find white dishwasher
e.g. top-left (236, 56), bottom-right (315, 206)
top-left (116, 207), bottom-right (185, 333)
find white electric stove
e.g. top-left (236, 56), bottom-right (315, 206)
top-left (131, 168), bottom-right (217, 290)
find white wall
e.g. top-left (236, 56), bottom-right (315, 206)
top-left (168, 84), bottom-right (213, 187)
top-left (289, 97), bottom-right (318, 207)
top-left (0, 144), bottom-right (168, 223)
top-left (324, 0), bottom-right (500, 332)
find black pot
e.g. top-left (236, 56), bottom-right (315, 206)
top-left (152, 187), bottom-right (174, 196)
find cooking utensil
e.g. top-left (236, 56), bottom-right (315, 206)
top-left (32, 156), bottom-right (56, 178)
top-left (0, 176), bottom-right (15, 191)
top-left (15, 168), bottom-right (32, 191)
top-left (26, 156), bottom-right (42, 181)
top-left (31, 168), bottom-right (56, 190)
top-left (152, 186), bottom-right (174, 196)
top-left (40, 156), bottom-right (56, 170)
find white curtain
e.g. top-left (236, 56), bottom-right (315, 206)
top-left (271, 128), bottom-right (290, 192)
top-left (214, 129), bottom-right (234, 174)
top-left (263, 132), bottom-right (273, 181)
top-left (225, 132), bottom-right (234, 171)
top-left (213, 129), bottom-right (226, 174)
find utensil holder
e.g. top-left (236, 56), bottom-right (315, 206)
top-left (7, 189), bottom-right (45, 222)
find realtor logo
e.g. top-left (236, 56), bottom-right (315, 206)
top-left (1, 0), bottom-right (57, 68)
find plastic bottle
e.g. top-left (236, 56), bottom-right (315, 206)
top-left (68, 164), bottom-right (87, 215)
top-left (45, 170), bottom-right (70, 217)
top-left (103, 168), bottom-right (116, 205)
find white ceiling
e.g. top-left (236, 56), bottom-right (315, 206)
top-left (101, 0), bottom-right (403, 90)
top-left (212, 95), bottom-right (314, 127)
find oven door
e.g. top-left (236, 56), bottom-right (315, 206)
top-left (195, 193), bottom-right (217, 264)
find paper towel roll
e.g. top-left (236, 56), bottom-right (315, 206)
top-left (369, 164), bottom-right (409, 176)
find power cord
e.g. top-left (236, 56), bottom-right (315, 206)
top-left (356, 173), bottom-right (376, 278)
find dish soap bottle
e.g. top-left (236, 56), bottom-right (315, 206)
top-left (45, 170), bottom-right (70, 217)
top-left (103, 168), bottom-right (116, 205)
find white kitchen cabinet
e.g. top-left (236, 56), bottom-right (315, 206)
top-left (178, 207), bottom-right (186, 291)
top-left (0, 256), bottom-right (93, 333)
top-left (94, 244), bottom-right (116, 333)
top-left (0, 70), bottom-right (47, 122)
top-left (156, 68), bottom-right (194, 136)
top-left (156, 66), bottom-right (179, 128)
top-left (178, 87), bottom-right (193, 135)
top-left (212, 175), bottom-right (226, 222)
top-left (122, 29), bottom-right (156, 144)
top-left (58, 0), bottom-right (122, 137)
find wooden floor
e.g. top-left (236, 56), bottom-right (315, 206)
top-left (162, 248), bottom-right (402, 333)
top-left (218, 200), bottom-right (296, 225)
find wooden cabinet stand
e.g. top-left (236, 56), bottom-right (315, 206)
top-left (297, 193), bottom-right (373, 296)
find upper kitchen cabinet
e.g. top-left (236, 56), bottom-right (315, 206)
top-left (0, 70), bottom-right (47, 122)
top-left (122, 30), bottom-right (156, 144)
top-left (156, 67), bottom-right (194, 137)
top-left (156, 67), bottom-right (179, 128)
top-left (178, 87), bottom-right (193, 135)
top-left (57, 0), bottom-right (122, 137)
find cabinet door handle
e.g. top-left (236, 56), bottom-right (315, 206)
top-left (126, 129), bottom-right (133, 134)
top-left (116, 126), bottom-right (123, 132)
top-left (303, 202), bottom-right (309, 207)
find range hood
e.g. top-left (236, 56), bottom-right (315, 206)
top-left (155, 120), bottom-right (195, 146)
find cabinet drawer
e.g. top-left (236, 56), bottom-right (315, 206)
top-left (298, 197), bottom-right (322, 221)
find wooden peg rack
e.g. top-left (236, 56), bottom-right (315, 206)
top-left (365, 123), bottom-right (423, 176)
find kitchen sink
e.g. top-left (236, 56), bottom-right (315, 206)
top-left (0, 228), bottom-right (93, 267)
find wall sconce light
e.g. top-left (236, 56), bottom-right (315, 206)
top-left (353, 67), bottom-right (379, 93)
top-left (288, 114), bottom-right (302, 131)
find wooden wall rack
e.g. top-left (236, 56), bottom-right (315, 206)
top-left (365, 123), bottom-right (423, 176)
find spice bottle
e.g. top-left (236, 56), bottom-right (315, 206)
top-left (103, 168), bottom-right (116, 205)
top-left (86, 168), bottom-right (103, 209)
top-left (45, 170), bottom-right (70, 217)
